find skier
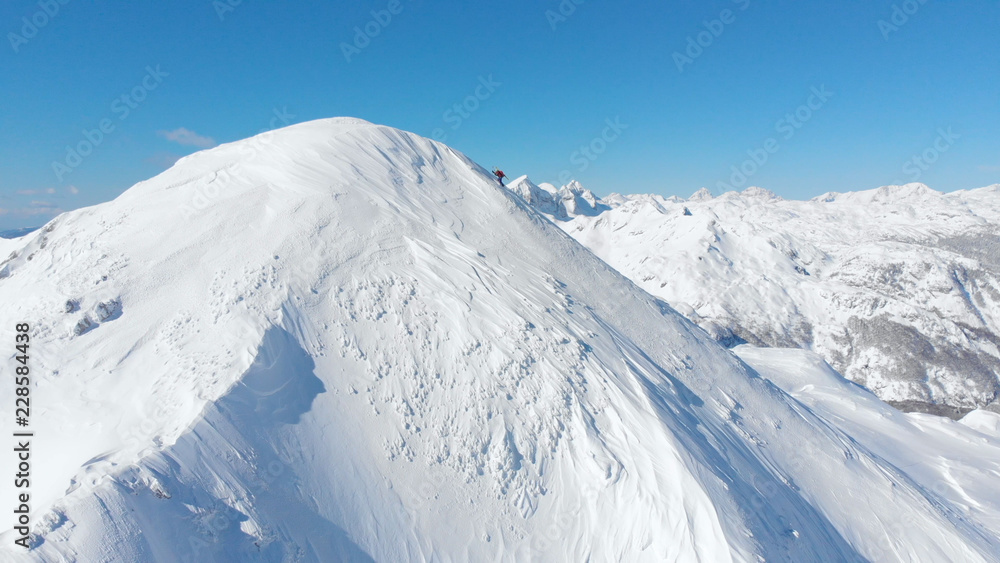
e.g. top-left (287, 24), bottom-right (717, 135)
top-left (492, 167), bottom-right (507, 186)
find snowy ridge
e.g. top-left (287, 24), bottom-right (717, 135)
top-left (513, 179), bottom-right (1000, 416)
top-left (0, 119), bottom-right (998, 560)
top-left (507, 176), bottom-right (608, 220)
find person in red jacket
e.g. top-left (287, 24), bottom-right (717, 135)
top-left (492, 167), bottom-right (507, 186)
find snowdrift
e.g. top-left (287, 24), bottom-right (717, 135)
top-left (0, 118), bottom-right (998, 561)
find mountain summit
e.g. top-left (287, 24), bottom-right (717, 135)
top-left (1, 119), bottom-right (998, 561)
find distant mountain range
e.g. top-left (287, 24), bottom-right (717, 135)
top-left (0, 227), bottom-right (39, 239)
top-left (508, 176), bottom-right (1000, 418)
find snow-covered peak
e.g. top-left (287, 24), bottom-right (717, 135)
top-left (689, 187), bottom-right (714, 201)
top-left (811, 191), bottom-right (841, 203)
top-left (599, 192), bottom-right (629, 207)
top-left (741, 186), bottom-right (782, 200)
top-left (873, 182), bottom-right (941, 201)
top-left (813, 182), bottom-right (944, 205)
top-left (536, 181), bottom-right (560, 194)
top-left (506, 175), bottom-right (561, 215)
top-left (556, 180), bottom-right (607, 217)
top-left (505, 178), bottom-right (607, 219)
top-left (2, 119), bottom-right (999, 561)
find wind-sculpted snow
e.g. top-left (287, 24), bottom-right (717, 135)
top-left (1, 119), bottom-right (998, 561)
top-left (736, 345), bottom-right (1000, 549)
top-left (510, 176), bottom-right (1000, 416)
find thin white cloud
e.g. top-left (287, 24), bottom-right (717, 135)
top-left (68, 185), bottom-right (80, 195)
top-left (978, 165), bottom-right (1000, 173)
top-left (157, 127), bottom-right (218, 149)
top-left (2, 206), bottom-right (62, 217)
top-left (17, 188), bottom-right (61, 196)
top-left (24, 207), bottom-right (62, 216)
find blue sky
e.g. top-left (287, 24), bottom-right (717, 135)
top-left (1, 0), bottom-right (998, 229)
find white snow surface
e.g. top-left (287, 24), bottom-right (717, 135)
top-left (735, 346), bottom-right (1000, 543)
top-left (507, 177), bottom-right (1000, 414)
top-left (0, 118), bottom-right (998, 561)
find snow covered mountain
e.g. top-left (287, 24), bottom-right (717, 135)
top-left (1, 118), bottom-right (999, 561)
top-left (508, 177), bottom-right (1000, 418)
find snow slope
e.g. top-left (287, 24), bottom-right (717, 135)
top-left (0, 118), bottom-right (998, 561)
top-left (735, 345), bottom-right (1000, 541)
top-left (508, 177), bottom-right (1000, 416)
